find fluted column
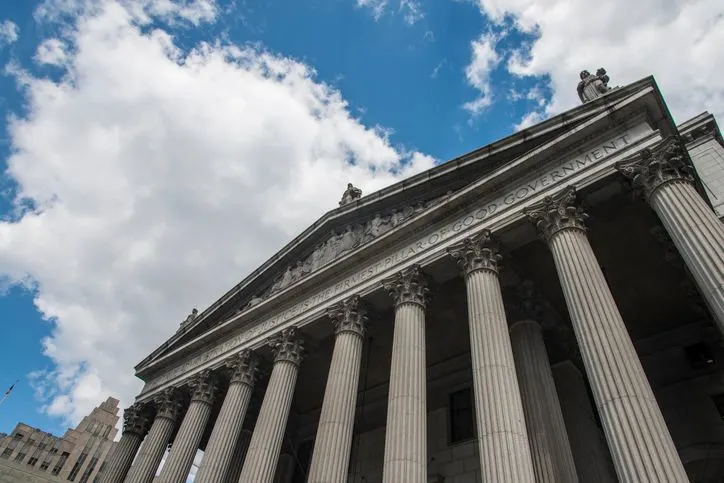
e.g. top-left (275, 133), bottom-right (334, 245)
top-left (307, 295), bottom-right (368, 482)
top-left (225, 429), bottom-right (252, 483)
top-left (157, 370), bottom-right (219, 483)
top-left (195, 351), bottom-right (260, 483)
top-left (104, 404), bottom-right (151, 483)
top-left (448, 232), bottom-right (536, 483)
top-left (617, 136), bottom-right (724, 333)
top-left (380, 264), bottom-right (429, 483)
top-left (552, 361), bottom-right (617, 483)
top-left (238, 327), bottom-right (304, 483)
top-left (510, 320), bottom-right (578, 483)
top-left (124, 389), bottom-right (183, 483)
top-left (524, 187), bottom-right (689, 483)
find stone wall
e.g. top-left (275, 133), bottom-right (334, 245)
top-left (0, 458), bottom-right (64, 483)
top-left (688, 136), bottom-right (724, 219)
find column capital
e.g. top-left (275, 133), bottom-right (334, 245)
top-left (327, 294), bottom-right (368, 338)
top-left (122, 404), bottom-right (151, 437)
top-left (188, 369), bottom-right (219, 406)
top-left (448, 229), bottom-right (502, 276)
top-left (154, 388), bottom-right (184, 422)
top-left (227, 349), bottom-right (260, 388)
top-left (616, 136), bottom-right (694, 199)
top-left (381, 264), bottom-right (430, 309)
top-left (268, 327), bottom-right (305, 366)
top-left (524, 187), bottom-right (588, 241)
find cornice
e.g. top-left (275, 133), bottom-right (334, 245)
top-left (135, 77), bottom-right (672, 382)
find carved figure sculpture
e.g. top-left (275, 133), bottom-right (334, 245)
top-left (179, 308), bottom-right (198, 329)
top-left (339, 183), bottom-right (363, 206)
top-left (577, 68), bottom-right (611, 103)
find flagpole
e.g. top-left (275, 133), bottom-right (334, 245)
top-left (0, 380), bottom-right (18, 409)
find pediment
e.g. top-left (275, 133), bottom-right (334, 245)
top-left (136, 76), bottom-right (667, 373)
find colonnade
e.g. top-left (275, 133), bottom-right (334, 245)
top-left (103, 136), bottom-right (723, 483)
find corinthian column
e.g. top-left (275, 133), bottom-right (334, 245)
top-left (380, 265), bottom-right (429, 483)
top-left (307, 295), bottom-right (368, 483)
top-left (225, 392), bottom-right (262, 483)
top-left (238, 327), bottom-right (304, 483)
top-left (509, 320), bottom-right (578, 483)
top-left (448, 232), bottom-right (536, 483)
top-left (124, 389), bottom-right (183, 483)
top-left (195, 351), bottom-right (259, 483)
top-left (105, 404), bottom-right (150, 483)
top-left (617, 136), bottom-right (724, 333)
top-left (157, 370), bottom-right (219, 483)
top-left (524, 187), bottom-right (689, 483)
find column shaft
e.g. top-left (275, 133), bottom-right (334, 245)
top-left (124, 416), bottom-right (175, 483)
top-left (157, 399), bottom-right (212, 483)
top-left (649, 181), bottom-right (724, 330)
top-left (225, 429), bottom-right (252, 483)
top-left (380, 265), bottom-right (429, 483)
top-left (510, 320), bottom-right (578, 483)
top-left (466, 269), bottom-right (536, 482)
top-left (238, 327), bottom-right (303, 483)
top-left (549, 227), bottom-right (688, 482)
top-left (104, 432), bottom-right (144, 483)
top-left (196, 351), bottom-right (258, 483)
top-left (307, 295), bottom-right (367, 483)
top-left (552, 361), bottom-right (616, 483)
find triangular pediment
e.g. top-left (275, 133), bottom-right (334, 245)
top-left (136, 75), bottom-right (670, 374)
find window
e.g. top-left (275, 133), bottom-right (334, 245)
top-left (28, 438), bottom-right (36, 445)
top-left (40, 461), bottom-right (50, 471)
top-left (27, 457), bottom-right (38, 466)
top-left (449, 388), bottom-right (475, 443)
top-left (49, 447), bottom-right (58, 455)
top-left (1, 448), bottom-right (12, 458)
top-left (52, 452), bottom-right (70, 475)
top-left (68, 452), bottom-right (88, 481)
top-left (14, 452), bottom-right (26, 462)
top-left (685, 342), bottom-right (715, 369)
top-left (78, 456), bottom-right (98, 483)
top-left (38, 442), bottom-right (46, 450)
top-left (13, 433), bottom-right (23, 440)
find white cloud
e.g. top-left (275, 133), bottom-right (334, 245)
top-left (0, 20), bottom-right (19, 46)
top-left (471, 0), bottom-right (724, 127)
top-left (1, 0), bottom-right (434, 425)
top-left (356, 0), bottom-right (423, 24)
top-left (463, 32), bottom-right (500, 116)
top-left (35, 39), bottom-right (69, 66)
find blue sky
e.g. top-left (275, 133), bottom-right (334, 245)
top-left (0, 0), bottom-right (721, 439)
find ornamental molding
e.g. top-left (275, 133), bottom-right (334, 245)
top-left (448, 229), bottom-right (502, 276)
top-left (616, 136), bottom-right (694, 199)
top-left (382, 264), bottom-right (430, 309)
top-left (242, 196), bottom-right (448, 310)
top-left (327, 295), bottom-right (368, 338)
top-left (136, 118), bottom-right (656, 402)
top-left (227, 349), bottom-right (260, 387)
top-left (153, 388), bottom-right (185, 422)
top-left (524, 187), bottom-right (588, 241)
top-left (122, 404), bottom-right (151, 436)
top-left (187, 369), bottom-right (219, 405)
top-left (268, 327), bottom-right (305, 366)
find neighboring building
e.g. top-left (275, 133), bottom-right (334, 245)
top-left (106, 70), bottom-right (724, 483)
top-left (0, 397), bottom-right (119, 483)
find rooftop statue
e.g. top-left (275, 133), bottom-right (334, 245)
top-left (339, 183), bottom-right (362, 206)
top-left (179, 308), bottom-right (198, 329)
top-left (577, 68), bottom-right (611, 103)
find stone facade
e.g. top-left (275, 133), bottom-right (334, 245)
top-left (110, 73), bottom-right (724, 483)
top-left (0, 397), bottom-right (119, 483)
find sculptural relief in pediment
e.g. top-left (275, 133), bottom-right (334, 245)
top-left (241, 194), bottom-right (449, 311)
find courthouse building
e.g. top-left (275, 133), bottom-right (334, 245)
top-left (104, 70), bottom-right (724, 483)
top-left (0, 397), bottom-right (119, 483)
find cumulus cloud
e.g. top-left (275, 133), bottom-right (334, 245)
top-left (469, 0), bottom-right (724, 127)
top-left (463, 32), bottom-right (500, 116)
top-left (1, 0), bottom-right (434, 425)
top-left (0, 20), bottom-right (19, 46)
